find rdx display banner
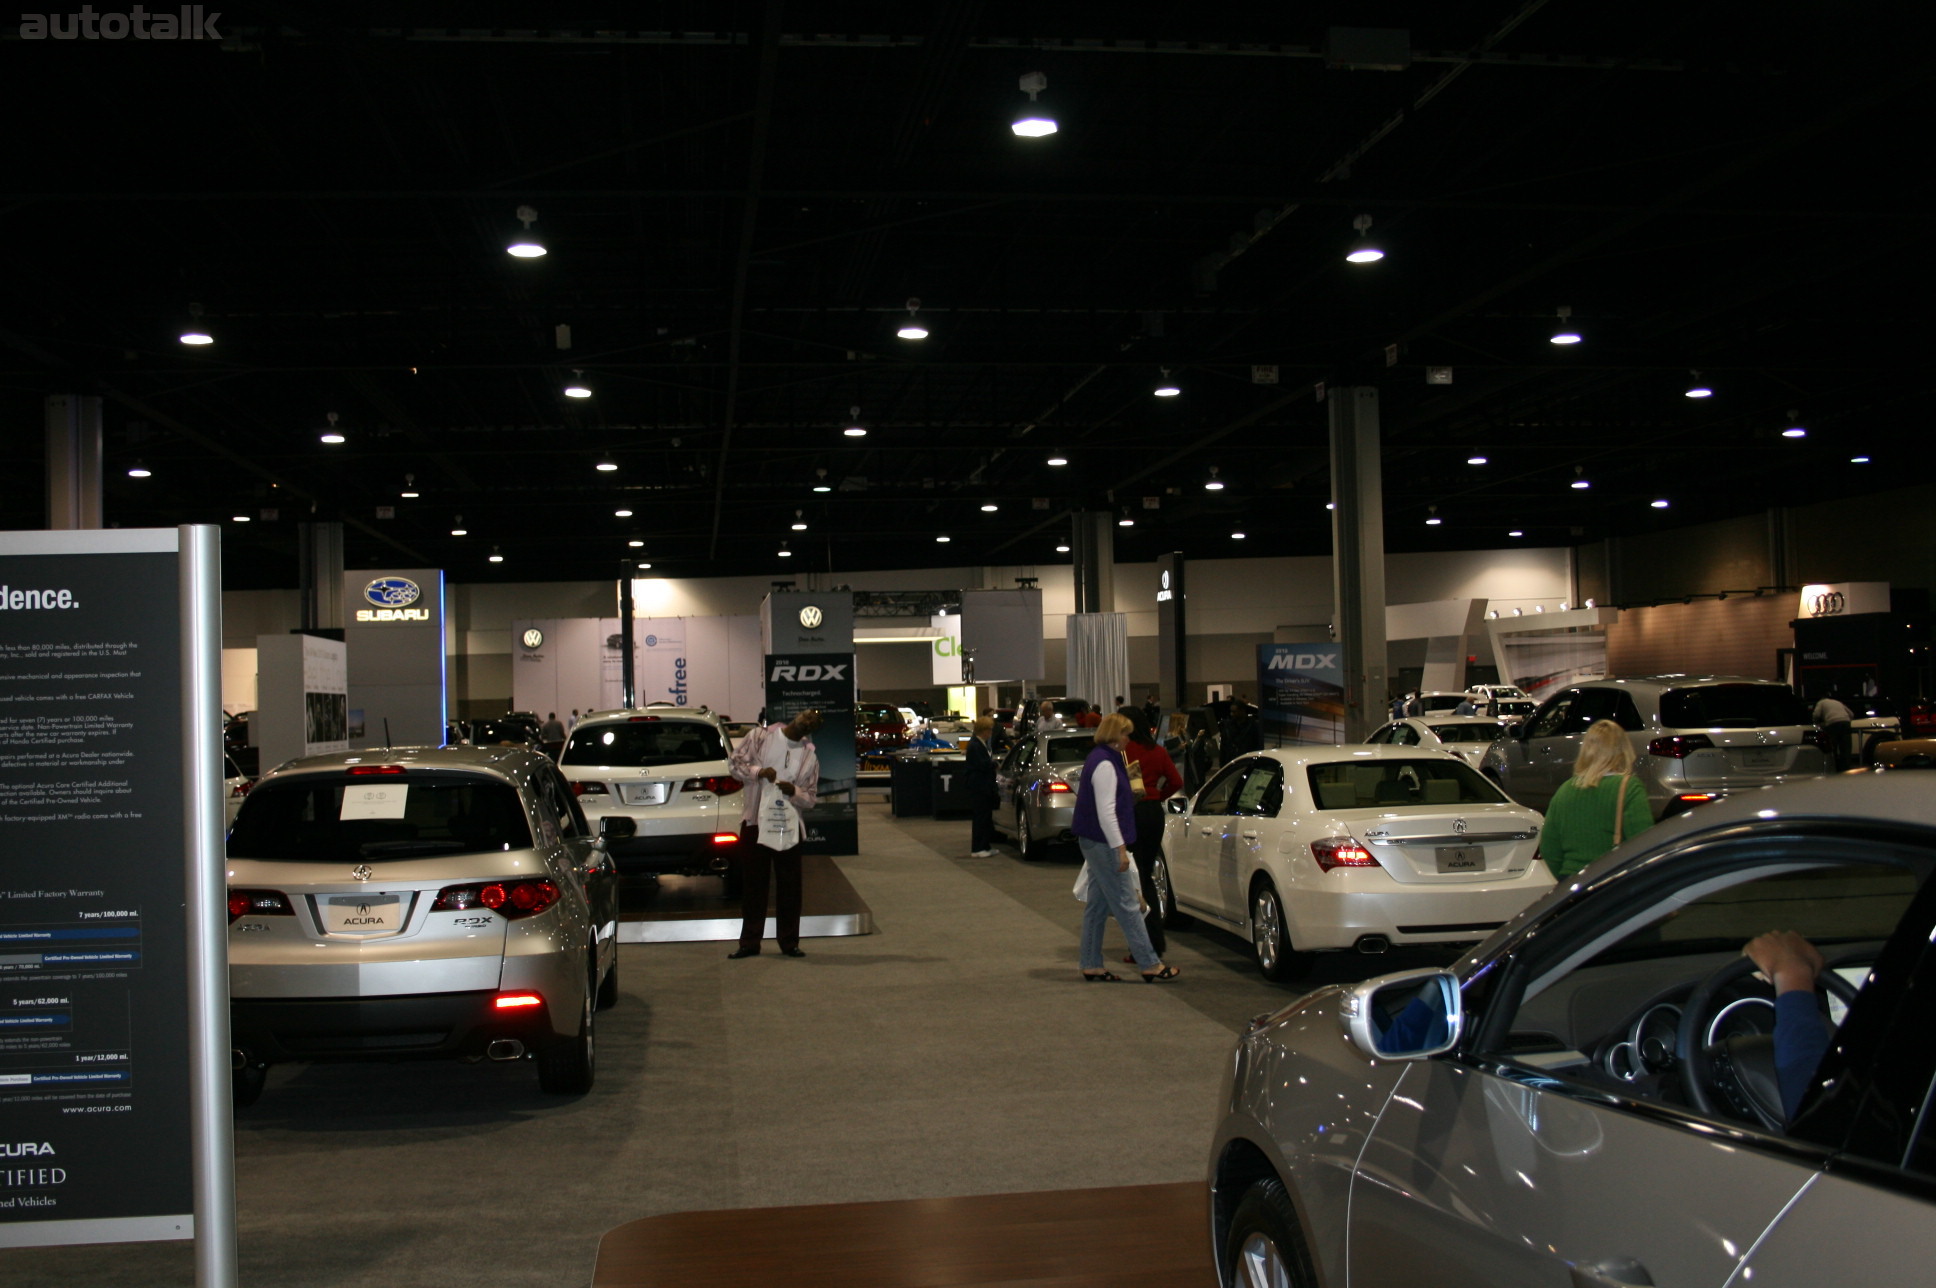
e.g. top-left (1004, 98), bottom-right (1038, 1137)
top-left (0, 531), bottom-right (214, 1248)
top-left (762, 654), bottom-right (857, 855)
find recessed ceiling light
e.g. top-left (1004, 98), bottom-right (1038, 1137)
top-left (320, 432), bottom-right (345, 445)
top-left (936, 535), bottom-right (951, 543)
top-left (1508, 530), bottom-right (1524, 538)
top-left (1651, 499), bottom-right (1670, 509)
top-left (614, 509), bottom-right (633, 518)
top-left (506, 205), bottom-right (546, 258)
top-left (488, 549), bottom-right (504, 564)
top-left (812, 484), bottom-right (832, 492)
top-left (777, 548), bottom-right (792, 558)
top-left (628, 540), bottom-right (644, 548)
top-left (1046, 454), bottom-right (1068, 466)
top-left (400, 489), bottom-right (419, 498)
top-left (1230, 531), bottom-right (1246, 540)
top-left (1851, 455), bottom-right (1871, 464)
top-left (127, 463), bottom-right (151, 478)
top-left (451, 527), bottom-right (467, 536)
top-left (637, 562), bottom-right (652, 570)
top-left (595, 458), bottom-right (618, 472)
top-left (1425, 516), bottom-right (1442, 526)
top-left (1118, 517), bottom-right (1134, 527)
top-left (232, 514), bottom-right (250, 523)
top-left (1466, 456), bottom-right (1487, 466)
top-left (981, 503), bottom-right (998, 512)
top-left (1055, 544), bottom-right (1071, 553)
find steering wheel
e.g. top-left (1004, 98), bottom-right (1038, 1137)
top-left (1676, 952), bottom-right (1861, 1130)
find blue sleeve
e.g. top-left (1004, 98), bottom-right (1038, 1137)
top-left (1774, 989), bottom-right (1834, 1121)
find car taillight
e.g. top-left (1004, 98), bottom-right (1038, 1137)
top-left (1046, 779), bottom-right (1072, 793)
top-left (571, 781), bottom-right (608, 796)
top-left (1647, 735), bottom-right (1714, 758)
top-left (1676, 792), bottom-right (1721, 808)
top-left (1310, 837), bottom-right (1379, 872)
top-left (348, 765), bottom-right (408, 776)
top-left (229, 779), bottom-right (254, 798)
top-left (433, 880), bottom-right (560, 919)
top-left (493, 991), bottom-right (543, 1010)
top-left (712, 832), bottom-right (740, 845)
top-left (227, 889), bottom-right (293, 922)
top-left (682, 775), bottom-right (743, 795)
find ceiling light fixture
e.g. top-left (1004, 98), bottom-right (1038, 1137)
top-left (1425, 506), bottom-right (1442, 526)
top-left (1152, 368), bottom-right (1181, 398)
top-left (1230, 530), bottom-right (1246, 540)
top-left (1118, 512), bottom-right (1135, 527)
top-left (231, 513), bottom-right (250, 523)
top-left (896, 298), bottom-right (928, 340)
top-left (812, 468), bottom-right (832, 492)
top-left (843, 405), bottom-right (868, 437)
top-left (980, 503), bottom-right (999, 513)
top-left (1011, 71), bottom-right (1057, 137)
top-left (777, 543), bottom-right (792, 558)
top-left (614, 508), bottom-right (633, 518)
top-left (127, 460), bottom-right (151, 478)
top-left (400, 472), bottom-right (418, 498)
top-left (595, 454), bottom-right (618, 472)
top-left (178, 301), bottom-right (213, 346)
top-left (1651, 498), bottom-right (1670, 509)
top-left (564, 370), bottom-right (592, 399)
top-left (1046, 452), bottom-right (1068, 466)
top-left (450, 516), bottom-right (467, 536)
top-left (1781, 409), bottom-right (1806, 439)
top-left (791, 510), bottom-right (808, 530)
top-left (1204, 467), bottom-right (1224, 491)
top-left (628, 540), bottom-right (644, 548)
top-left (319, 411), bottom-right (345, 444)
top-left (1345, 214), bottom-right (1384, 264)
top-left (488, 547), bottom-right (504, 564)
top-left (1055, 543), bottom-right (1071, 553)
top-left (1467, 455), bottom-right (1488, 466)
top-left (1508, 530), bottom-right (1524, 538)
top-left (1684, 370), bottom-right (1713, 399)
top-left (936, 535), bottom-right (952, 543)
top-left (1549, 305), bottom-right (1581, 346)
top-left (637, 562), bottom-right (652, 570)
top-left (1570, 466), bottom-right (1590, 490)
top-left (506, 205), bottom-right (546, 258)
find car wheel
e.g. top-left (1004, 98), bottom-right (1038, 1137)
top-left (537, 957), bottom-right (597, 1095)
top-left (232, 1062), bottom-right (268, 1109)
top-left (1249, 880), bottom-right (1310, 981)
top-left (595, 952), bottom-right (620, 1011)
top-left (1016, 806), bottom-right (1038, 861)
top-left (1149, 853), bottom-right (1185, 928)
top-left (1224, 1177), bottom-right (1317, 1288)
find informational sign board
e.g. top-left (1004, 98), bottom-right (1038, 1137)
top-left (762, 654), bottom-right (857, 855)
top-left (0, 528), bottom-right (232, 1269)
top-left (1256, 644), bottom-right (1345, 746)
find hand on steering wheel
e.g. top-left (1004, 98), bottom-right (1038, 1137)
top-left (1675, 951), bottom-right (1860, 1130)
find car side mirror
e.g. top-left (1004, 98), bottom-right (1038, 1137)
top-left (1340, 967), bottom-right (1463, 1060)
top-left (1165, 795), bottom-right (1190, 816)
top-left (598, 815), bottom-right (637, 842)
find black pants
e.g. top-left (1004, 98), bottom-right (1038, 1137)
top-left (1130, 799), bottom-right (1167, 956)
top-left (736, 825), bottom-right (803, 952)
top-left (970, 801), bottom-right (996, 852)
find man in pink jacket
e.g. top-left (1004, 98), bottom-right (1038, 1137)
top-left (726, 708), bottom-right (823, 958)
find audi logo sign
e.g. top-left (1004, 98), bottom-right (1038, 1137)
top-left (1798, 581), bottom-right (1889, 620)
top-left (1812, 591), bottom-right (1846, 617)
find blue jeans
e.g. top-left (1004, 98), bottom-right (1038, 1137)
top-left (1078, 835), bottom-right (1160, 972)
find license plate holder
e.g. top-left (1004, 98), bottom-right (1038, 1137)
top-left (324, 894), bottom-right (403, 934)
top-left (1739, 748), bottom-right (1781, 770)
top-left (1435, 845), bottom-right (1485, 873)
top-left (620, 782), bottom-right (670, 806)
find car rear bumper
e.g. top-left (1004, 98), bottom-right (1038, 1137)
top-left (1278, 870), bottom-right (1553, 951)
top-left (230, 989), bottom-right (560, 1064)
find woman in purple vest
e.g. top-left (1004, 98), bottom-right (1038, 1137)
top-left (1075, 713), bottom-right (1181, 983)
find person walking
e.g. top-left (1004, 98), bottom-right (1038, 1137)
top-left (1219, 700), bottom-right (1264, 763)
top-left (1539, 719), bottom-right (1653, 880)
top-left (1163, 710), bottom-right (1190, 760)
top-left (726, 708), bottom-right (823, 958)
top-left (540, 711), bottom-right (566, 743)
top-left (1812, 691), bottom-right (1855, 771)
top-left (1119, 707), bottom-right (1184, 960)
top-left (964, 715), bottom-right (999, 857)
top-left (1142, 692), bottom-right (1162, 734)
top-left (1073, 712), bottom-right (1179, 983)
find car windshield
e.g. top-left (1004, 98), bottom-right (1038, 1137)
top-left (1419, 696), bottom-right (1466, 712)
top-left (228, 774), bottom-right (533, 861)
top-left (561, 721), bottom-right (727, 766)
top-left (1044, 735), bottom-right (1094, 764)
top-left (1660, 684), bottom-right (1809, 729)
top-left (464, 720), bottom-right (529, 744)
top-left (1429, 722), bottom-right (1504, 742)
top-left (1304, 758), bottom-right (1508, 809)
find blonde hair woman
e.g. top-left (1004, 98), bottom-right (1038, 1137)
top-left (1539, 719), bottom-right (1653, 879)
top-left (1072, 712), bottom-right (1179, 982)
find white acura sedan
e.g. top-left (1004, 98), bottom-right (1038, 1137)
top-left (1161, 746), bottom-right (1551, 979)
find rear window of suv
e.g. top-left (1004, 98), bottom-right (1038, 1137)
top-left (229, 774), bottom-right (533, 861)
top-left (562, 721), bottom-right (727, 767)
top-left (1659, 684), bottom-right (1809, 729)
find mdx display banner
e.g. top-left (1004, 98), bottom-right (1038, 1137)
top-left (762, 654), bottom-right (857, 855)
top-left (1257, 644), bottom-right (1345, 745)
top-left (0, 532), bottom-right (204, 1247)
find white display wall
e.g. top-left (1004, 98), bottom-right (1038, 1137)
top-left (512, 615), bottom-right (763, 723)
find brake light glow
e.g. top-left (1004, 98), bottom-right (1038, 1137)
top-left (682, 775), bottom-right (744, 795)
top-left (627, 716), bottom-right (662, 722)
top-left (1647, 735), bottom-right (1714, 759)
top-left (1676, 792), bottom-right (1721, 807)
top-left (493, 992), bottom-right (543, 1010)
top-left (712, 833), bottom-right (740, 845)
top-left (227, 889), bottom-right (293, 922)
top-left (1046, 779), bottom-right (1072, 793)
top-left (571, 781), bottom-right (608, 796)
top-left (229, 779), bottom-right (254, 798)
top-left (1310, 836), bottom-right (1379, 872)
top-left (348, 765), bottom-right (408, 776)
top-left (432, 879), bottom-right (560, 919)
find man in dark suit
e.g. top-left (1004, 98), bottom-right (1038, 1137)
top-left (964, 715), bottom-right (999, 856)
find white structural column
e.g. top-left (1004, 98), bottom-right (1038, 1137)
top-left (45, 394), bottom-right (103, 530)
top-left (1330, 386), bottom-right (1388, 742)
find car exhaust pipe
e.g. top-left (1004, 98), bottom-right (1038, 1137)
top-left (1354, 934), bottom-right (1391, 955)
top-left (486, 1039), bottom-right (525, 1061)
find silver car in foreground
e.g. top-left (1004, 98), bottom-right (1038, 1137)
top-left (1210, 773), bottom-right (1936, 1288)
top-left (226, 746), bottom-right (624, 1104)
top-left (991, 729), bottom-right (1098, 859)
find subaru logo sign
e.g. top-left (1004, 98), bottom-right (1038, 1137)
top-left (363, 577), bottom-right (421, 609)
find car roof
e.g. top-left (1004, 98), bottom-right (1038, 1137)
top-left (1412, 715), bottom-right (1504, 727)
top-left (1576, 675), bottom-right (1792, 690)
top-left (1594, 771), bottom-right (1936, 871)
top-left (258, 744), bottom-right (547, 784)
top-left (576, 705), bottom-right (724, 727)
top-left (1247, 745), bottom-right (1474, 769)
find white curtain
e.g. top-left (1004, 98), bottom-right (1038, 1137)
top-left (1065, 613), bottom-right (1130, 712)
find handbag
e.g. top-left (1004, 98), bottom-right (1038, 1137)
top-left (1611, 773), bottom-right (1632, 847)
top-left (758, 785), bottom-right (801, 850)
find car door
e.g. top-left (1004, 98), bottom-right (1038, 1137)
top-left (993, 739), bottom-right (1027, 828)
top-left (1346, 838), bottom-right (1928, 1288)
top-left (1502, 688), bottom-right (1585, 807)
top-left (1167, 759), bottom-right (1252, 918)
top-left (1219, 758), bottom-right (1285, 916)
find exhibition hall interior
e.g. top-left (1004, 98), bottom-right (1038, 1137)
top-left (3, 5), bottom-right (1933, 1288)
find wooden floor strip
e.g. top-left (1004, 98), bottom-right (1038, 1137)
top-left (592, 1182), bottom-right (1214, 1288)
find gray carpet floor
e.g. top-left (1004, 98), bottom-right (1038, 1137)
top-left (1, 795), bottom-right (1443, 1287)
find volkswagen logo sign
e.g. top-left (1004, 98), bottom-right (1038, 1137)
top-left (799, 605), bottom-right (824, 629)
top-left (1812, 591), bottom-right (1846, 617)
top-left (521, 628), bottom-right (544, 649)
top-left (364, 576), bottom-right (421, 609)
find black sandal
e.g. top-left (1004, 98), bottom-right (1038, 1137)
top-left (1081, 970), bottom-right (1121, 982)
top-left (1140, 965), bottom-right (1181, 983)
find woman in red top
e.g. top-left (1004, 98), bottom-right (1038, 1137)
top-left (1118, 707), bottom-right (1185, 959)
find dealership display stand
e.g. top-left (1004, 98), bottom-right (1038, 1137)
top-left (592, 1181), bottom-right (1206, 1287)
top-left (614, 858), bottom-right (873, 944)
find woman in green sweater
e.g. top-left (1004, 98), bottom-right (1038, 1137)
top-left (1540, 719), bottom-right (1654, 879)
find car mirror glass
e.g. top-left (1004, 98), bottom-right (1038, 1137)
top-left (1165, 795), bottom-right (1189, 815)
top-left (1341, 968), bottom-right (1462, 1059)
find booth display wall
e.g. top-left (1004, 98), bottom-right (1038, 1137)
top-left (343, 568), bottom-right (446, 749)
top-left (511, 616), bottom-right (763, 721)
top-left (1607, 597), bottom-right (1796, 679)
top-left (255, 632), bottom-right (348, 771)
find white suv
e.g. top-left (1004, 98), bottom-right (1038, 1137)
top-left (558, 705), bottom-right (743, 888)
